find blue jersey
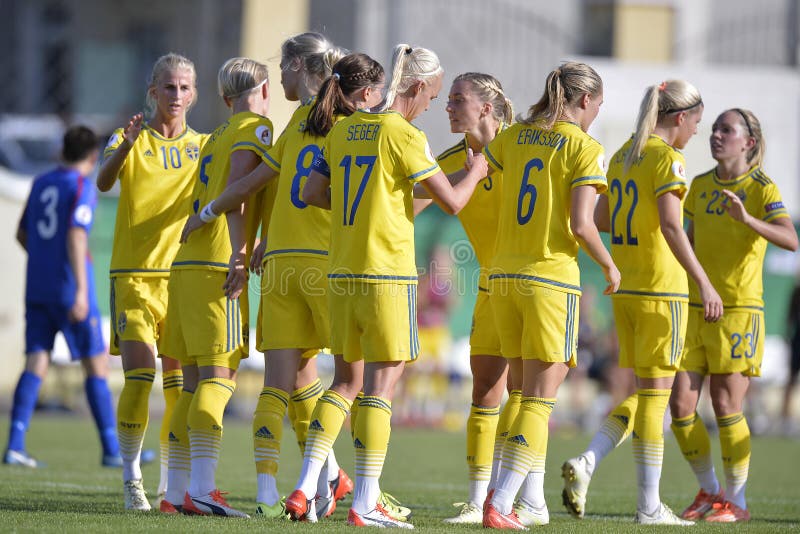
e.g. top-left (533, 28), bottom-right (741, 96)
top-left (20, 167), bottom-right (97, 307)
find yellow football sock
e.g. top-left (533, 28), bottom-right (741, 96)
top-left (491, 390), bottom-right (521, 487)
top-left (632, 388), bottom-right (670, 513)
top-left (253, 386), bottom-right (289, 476)
top-left (350, 391), bottom-right (364, 440)
top-left (160, 369), bottom-right (183, 483)
top-left (603, 393), bottom-right (637, 445)
top-left (671, 411), bottom-right (719, 493)
top-left (117, 368), bottom-right (155, 480)
top-left (501, 397), bottom-right (555, 477)
top-left (298, 390), bottom-right (353, 497)
top-left (717, 412), bottom-right (750, 509)
top-left (291, 378), bottom-right (324, 452)
top-left (352, 395), bottom-right (392, 514)
top-left (467, 404), bottom-right (501, 483)
top-left (165, 389), bottom-right (193, 504)
top-left (187, 378), bottom-right (236, 496)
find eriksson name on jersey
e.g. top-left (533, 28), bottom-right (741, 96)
top-left (516, 127), bottom-right (568, 151)
top-left (346, 123), bottom-right (381, 142)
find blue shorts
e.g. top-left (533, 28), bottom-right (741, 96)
top-left (25, 302), bottom-right (106, 359)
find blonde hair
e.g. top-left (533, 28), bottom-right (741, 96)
top-left (624, 79), bottom-right (702, 173)
top-left (520, 62), bottom-right (602, 130)
top-left (728, 108), bottom-right (765, 167)
top-left (145, 53), bottom-right (197, 118)
top-left (453, 72), bottom-right (513, 124)
top-left (281, 32), bottom-right (348, 92)
top-left (217, 57), bottom-right (269, 100)
top-left (382, 44), bottom-right (443, 110)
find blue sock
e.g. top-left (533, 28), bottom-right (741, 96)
top-left (7, 371), bottom-right (42, 452)
top-left (85, 376), bottom-right (119, 456)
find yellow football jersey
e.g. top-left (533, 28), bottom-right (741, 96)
top-left (314, 110), bottom-right (440, 283)
top-left (172, 111), bottom-right (273, 270)
top-left (685, 166), bottom-right (789, 307)
top-left (483, 120), bottom-right (606, 294)
top-left (607, 135), bottom-right (689, 300)
top-left (437, 130), bottom-right (504, 290)
top-left (261, 100), bottom-right (331, 259)
top-left (104, 124), bottom-right (204, 276)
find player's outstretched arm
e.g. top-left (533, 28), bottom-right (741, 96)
top-left (721, 189), bottom-right (798, 251)
top-left (571, 185), bottom-right (620, 294)
top-left (658, 190), bottom-right (722, 322)
top-left (97, 113), bottom-right (143, 192)
top-left (420, 150), bottom-right (488, 215)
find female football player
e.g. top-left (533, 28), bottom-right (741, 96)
top-left (481, 61), bottom-right (619, 530)
top-left (97, 52), bottom-right (202, 511)
top-left (669, 108), bottom-right (797, 522)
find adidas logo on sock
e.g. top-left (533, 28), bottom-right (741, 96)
top-left (508, 434), bottom-right (529, 447)
top-left (255, 426), bottom-right (274, 439)
top-left (353, 438), bottom-right (365, 449)
top-left (614, 414), bottom-right (629, 425)
top-left (309, 419), bottom-right (324, 432)
top-left (143, 149), bottom-right (155, 157)
top-left (168, 432), bottom-right (178, 442)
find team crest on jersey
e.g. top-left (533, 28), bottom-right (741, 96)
top-left (255, 125), bottom-right (272, 145)
top-left (74, 204), bottom-right (92, 226)
top-left (117, 312), bottom-right (127, 334)
top-left (671, 160), bottom-right (686, 179)
top-left (185, 143), bottom-right (200, 161)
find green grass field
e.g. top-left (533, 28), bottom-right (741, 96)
top-left (1, 415), bottom-right (798, 532)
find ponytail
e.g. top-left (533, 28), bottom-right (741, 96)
top-left (624, 79), bottom-right (702, 173)
top-left (520, 62), bottom-right (601, 131)
top-left (381, 44), bottom-right (442, 110)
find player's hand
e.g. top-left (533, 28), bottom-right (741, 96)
top-left (68, 291), bottom-right (89, 323)
top-left (466, 149), bottom-right (488, 178)
top-left (721, 189), bottom-right (751, 225)
top-left (250, 240), bottom-right (267, 274)
top-left (122, 113), bottom-right (144, 147)
top-left (223, 253), bottom-right (248, 299)
top-left (602, 263), bottom-right (621, 295)
top-left (699, 282), bottom-right (723, 322)
top-left (180, 214), bottom-right (205, 243)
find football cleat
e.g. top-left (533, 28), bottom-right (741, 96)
top-left (443, 502), bottom-right (483, 524)
top-left (331, 468), bottom-right (354, 501)
top-left (704, 501), bottom-right (750, 522)
top-left (255, 500), bottom-right (290, 519)
top-left (159, 499), bottom-right (182, 514)
top-left (123, 479), bottom-right (151, 511)
top-left (561, 455), bottom-right (591, 518)
top-left (3, 449), bottom-right (43, 468)
top-left (182, 489), bottom-right (249, 518)
top-left (681, 488), bottom-right (725, 520)
top-left (483, 503), bottom-right (528, 530)
top-left (286, 489), bottom-right (314, 521)
top-left (635, 503), bottom-right (694, 525)
top-left (379, 491), bottom-right (412, 521)
top-left (513, 500), bottom-right (549, 526)
top-left (315, 492), bottom-right (336, 520)
top-left (347, 504), bottom-right (414, 529)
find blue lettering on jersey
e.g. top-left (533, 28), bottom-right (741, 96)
top-left (346, 123), bottom-right (381, 142)
top-left (765, 201), bottom-right (785, 212)
top-left (516, 128), bottom-right (568, 151)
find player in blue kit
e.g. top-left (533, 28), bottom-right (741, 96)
top-left (4, 126), bottom-right (122, 468)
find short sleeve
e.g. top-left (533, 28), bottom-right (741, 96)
top-left (761, 182), bottom-right (790, 222)
top-left (102, 128), bottom-right (126, 160)
top-left (653, 152), bottom-right (687, 199)
top-left (401, 131), bottom-right (440, 183)
top-left (484, 133), bottom-right (504, 173)
top-left (261, 129), bottom-right (286, 172)
top-left (70, 177), bottom-right (96, 231)
top-left (571, 141), bottom-right (607, 193)
top-left (684, 179), bottom-right (698, 220)
top-left (231, 119), bottom-right (273, 159)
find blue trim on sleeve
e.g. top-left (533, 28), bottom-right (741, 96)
top-left (232, 141), bottom-right (269, 158)
top-left (408, 164), bottom-right (439, 181)
top-left (655, 181), bottom-right (686, 195)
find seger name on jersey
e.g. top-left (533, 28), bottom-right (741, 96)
top-left (516, 128), bottom-right (568, 151)
top-left (347, 123), bottom-right (380, 142)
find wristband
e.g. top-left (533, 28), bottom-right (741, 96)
top-left (199, 202), bottom-right (219, 223)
